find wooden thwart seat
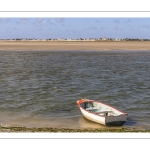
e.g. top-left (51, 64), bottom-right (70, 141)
top-left (86, 107), bottom-right (113, 116)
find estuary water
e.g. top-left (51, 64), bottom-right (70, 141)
top-left (0, 50), bottom-right (150, 130)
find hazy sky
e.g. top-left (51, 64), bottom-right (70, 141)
top-left (0, 18), bottom-right (150, 39)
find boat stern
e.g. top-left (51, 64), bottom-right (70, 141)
top-left (105, 114), bottom-right (128, 126)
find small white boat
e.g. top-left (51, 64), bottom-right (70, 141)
top-left (77, 98), bottom-right (128, 126)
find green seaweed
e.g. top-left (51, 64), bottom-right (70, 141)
top-left (0, 126), bottom-right (150, 132)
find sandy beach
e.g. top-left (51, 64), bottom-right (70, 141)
top-left (0, 41), bottom-right (150, 51)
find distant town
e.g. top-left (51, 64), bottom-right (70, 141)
top-left (0, 37), bottom-right (150, 41)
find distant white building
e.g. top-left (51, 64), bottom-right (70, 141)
top-left (102, 37), bottom-right (107, 41)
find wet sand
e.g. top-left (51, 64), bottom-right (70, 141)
top-left (0, 41), bottom-right (150, 51)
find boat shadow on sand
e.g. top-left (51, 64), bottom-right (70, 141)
top-left (79, 116), bottom-right (137, 129)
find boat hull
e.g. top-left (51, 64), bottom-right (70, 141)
top-left (80, 107), bottom-right (106, 125)
top-left (106, 121), bottom-right (126, 126)
top-left (77, 99), bottom-right (128, 126)
top-left (105, 114), bottom-right (127, 126)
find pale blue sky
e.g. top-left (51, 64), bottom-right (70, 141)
top-left (0, 18), bottom-right (150, 39)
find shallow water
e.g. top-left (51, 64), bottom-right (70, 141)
top-left (0, 50), bottom-right (150, 129)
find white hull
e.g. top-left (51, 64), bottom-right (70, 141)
top-left (77, 99), bottom-right (127, 126)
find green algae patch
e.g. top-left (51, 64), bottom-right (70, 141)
top-left (0, 126), bottom-right (150, 132)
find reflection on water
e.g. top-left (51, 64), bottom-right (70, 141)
top-left (0, 50), bottom-right (150, 129)
top-left (124, 117), bottom-right (138, 127)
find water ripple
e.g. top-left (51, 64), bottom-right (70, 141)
top-left (0, 50), bottom-right (150, 129)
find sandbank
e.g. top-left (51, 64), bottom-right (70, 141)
top-left (0, 41), bottom-right (150, 51)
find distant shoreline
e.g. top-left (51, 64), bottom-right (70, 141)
top-left (0, 41), bottom-right (150, 51)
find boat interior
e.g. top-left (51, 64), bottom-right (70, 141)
top-left (81, 101), bottom-right (121, 116)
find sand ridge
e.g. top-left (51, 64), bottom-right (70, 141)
top-left (0, 41), bottom-right (150, 51)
